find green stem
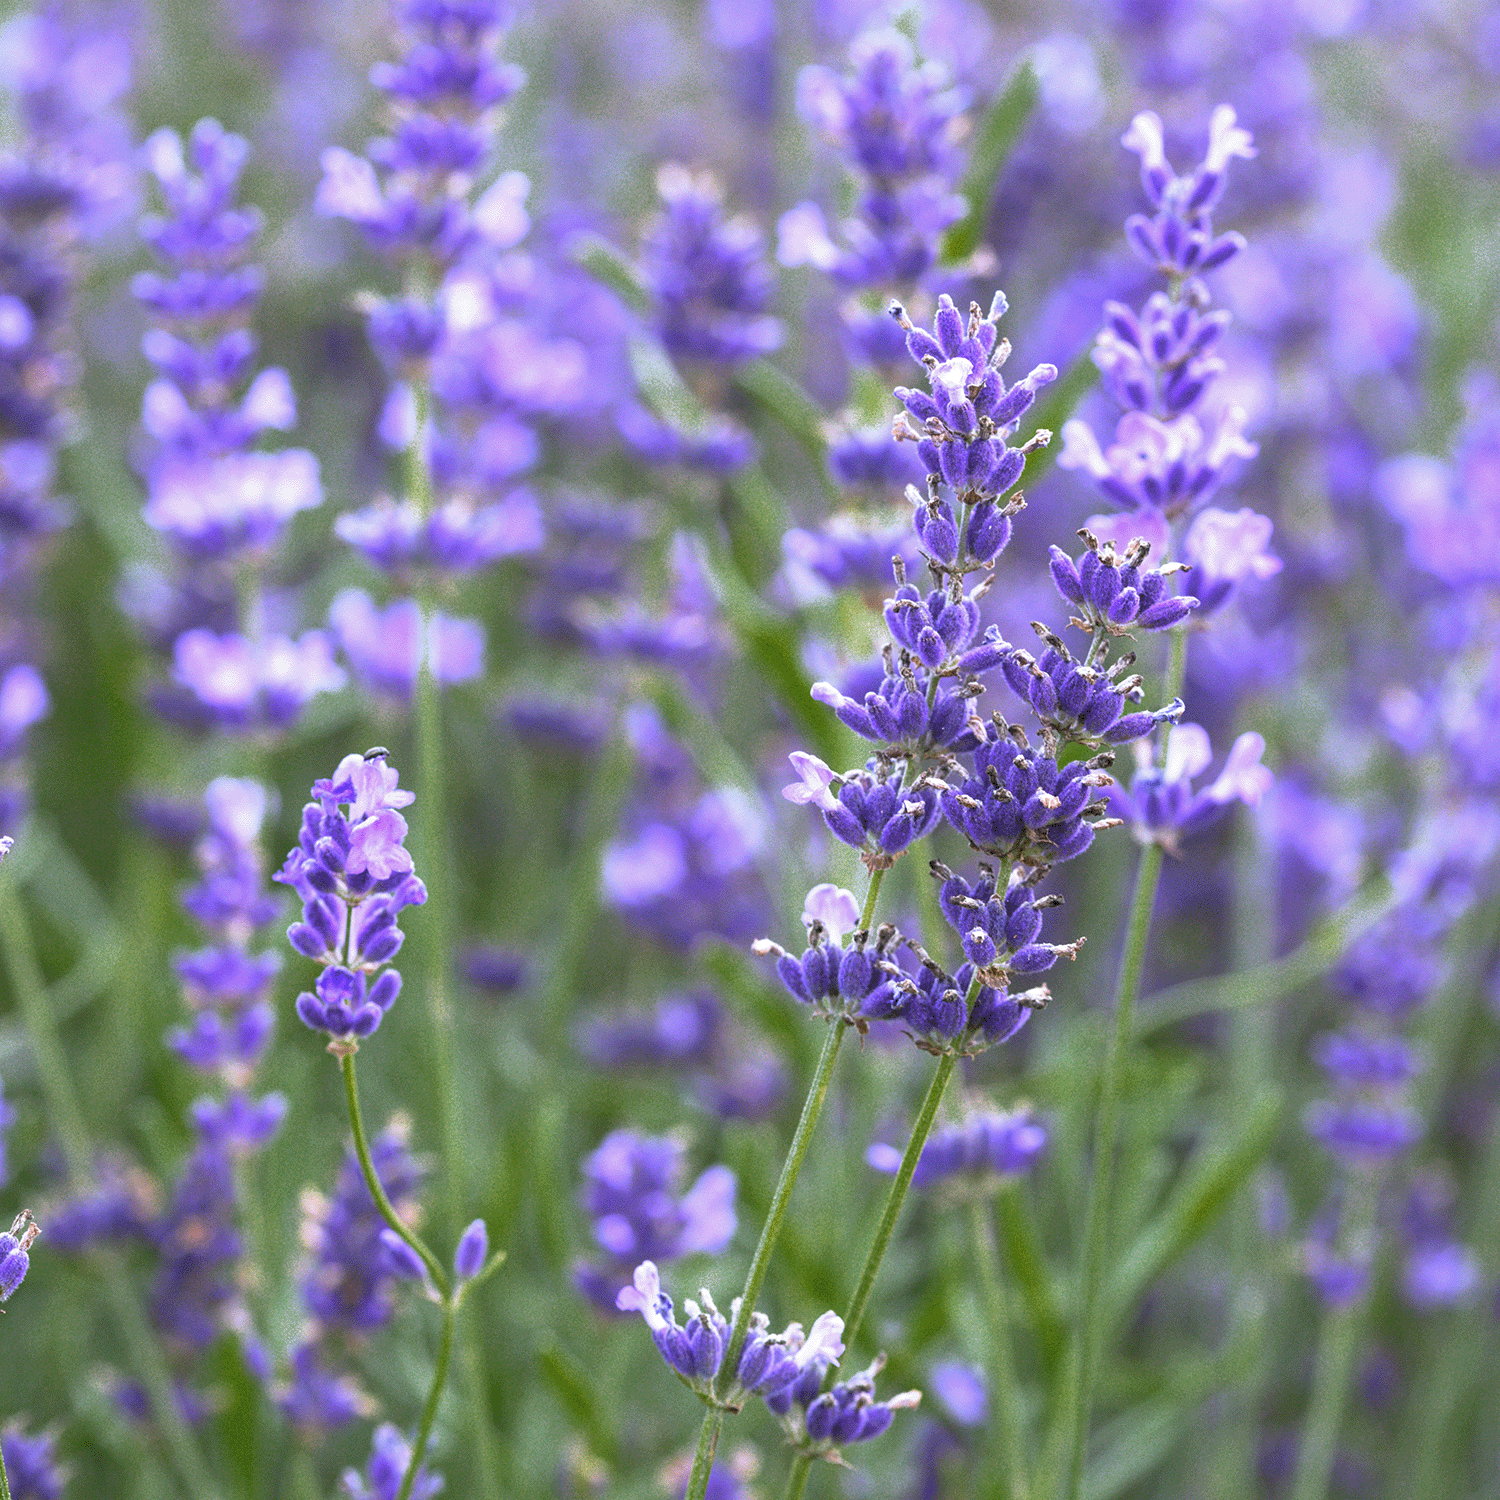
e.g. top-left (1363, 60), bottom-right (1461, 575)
top-left (0, 1427), bottom-right (11, 1500)
top-left (396, 1292), bottom-right (460, 1500)
top-left (340, 1052), bottom-right (449, 1294)
top-left (1056, 837), bottom-right (1165, 1500)
top-left (684, 1409), bottom-right (725, 1500)
top-left (0, 873), bottom-right (220, 1500)
top-left (1287, 1176), bottom-right (1377, 1500)
top-left (858, 868), bottom-right (887, 933)
top-left (405, 362), bottom-right (502, 1500)
top-left (715, 1020), bottom-right (850, 1397)
top-left (782, 1048), bottom-right (959, 1500)
top-left (683, 1019), bottom-right (849, 1500)
top-left (969, 1196), bottom-right (1031, 1500)
top-left (1053, 621), bottom-right (1187, 1500)
top-left (845, 1049), bottom-right (958, 1354)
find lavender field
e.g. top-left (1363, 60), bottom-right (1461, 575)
top-left (0, 1), bottom-right (1496, 1497)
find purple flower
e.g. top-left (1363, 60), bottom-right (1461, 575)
top-left (328, 590), bottom-right (484, 702)
top-left (640, 165), bottom-right (781, 365)
top-left (171, 629), bottom-right (346, 731)
top-left (341, 1422), bottom-right (444, 1500)
top-left (0, 1209), bottom-right (37, 1301)
top-left (0, 1422), bottom-right (65, 1500)
top-left (1113, 724), bottom-right (1272, 847)
top-left (143, 452), bottom-right (322, 559)
top-left (278, 751), bottom-right (426, 1045)
top-left (335, 490), bottom-right (543, 576)
top-left (574, 1131), bottom-right (736, 1309)
top-left (577, 991), bottom-right (722, 1070)
top-left (616, 1260), bottom-right (844, 1410)
top-left (781, 29), bottom-right (965, 289)
top-left (1180, 506), bottom-right (1282, 613)
top-left (298, 1123), bottom-right (427, 1334)
top-left (866, 1107), bottom-right (1047, 1189)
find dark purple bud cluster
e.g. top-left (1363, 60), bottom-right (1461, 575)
top-left (0, 1209), bottom-right (37, 1302)
top-left (940, 730), bottom-right (1117, 873)
top-left (1048, 531), bottom-right (1198, 635)
top-left (617, 1261), bottom-right (848, 1415)
top-left (641, 165), bottom-right (782, 367)
top-left (276, 751), bottom-right (426, 1047)
top-left (876, 950), bottom-right (1039, 1057)
top-left (814, 763), bottom-right (946, 865)
top-left (765, 1351), bottom-right (921, 1456)
top-left (882, 573), bottom-right (986, 670)
top-left (892, 294), bottom-right (1055, 530)
top-left (997, 629), bottom-right (1184, 747)
top-left (1120, 107), bottom-right (1254, 279)
top-left (753, 894), bottom-right (903, 1024)
top-left (811, 660), bottom-right (981, 758)
top-left (868, 1106), bottom-right (1047, 1190)
top-left (934, 863), bottom-right (1081, 985)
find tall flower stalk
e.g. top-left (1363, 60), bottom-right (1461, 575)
top-left (278, 749), bottom-right (500, 1499)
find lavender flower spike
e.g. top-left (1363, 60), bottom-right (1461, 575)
top-left (277, 750), bottom-right (427, 1048)
top-left (0, 1209), bottom-right (38, 1300)
top-left (617, 1261), bottom-right (845, 1413)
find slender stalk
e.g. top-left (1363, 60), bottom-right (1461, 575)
top-left (858, 867), bottom-right (887, 933)
top-left (969, 1196), bottom-right (1031, 1500)
top-left (845, 1050), bottom-right (958, 1353)
top-left (396, 1292), bottom-right (460, 1500)
top-left (340, 1052), bottom-right (449, 1294)
top-left (684, 1410), bottom-right (726, 1500)
top-left (1055, 837), bottom-right (1165, 1500)
top-left (723, 1019), bottom-right (849, 1385)
top-left (0, 1433), bottom-right (11, 1500)
top-left (404, 367), bottom-right (503, 1500)
top-left (784, 1047), bottom-right (961, 1500)
top-left (682, 1018), bottom-right (849, 1500)
top-left (1287, 1176), bottom-right (1377, 1500)
top-left (1054, 625), bottom-right (1186, 1500)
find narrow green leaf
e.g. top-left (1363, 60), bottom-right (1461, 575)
top-left (942, 61), bottom-right (1039, 263)
top-left (570, 231), bottom-right (651, 315)
top-left (731, 358), bottom-right (836, 485)
top-left (537, 1341), bottom-right (619, 1463)
top-left (1135, 877), bottom-right (1394, 1037)
top-left (627, 333), bottom-right (708, 433)
top-left (1106, 1089), bottom-right (1282, 1318)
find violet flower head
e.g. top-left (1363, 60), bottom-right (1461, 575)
top-left (170, 628), bottom-right (347, 735)
top-left (573, 1130), bottom-right (736, 1311)
top-left (0, 1208), bottom-right (37, 1301)
top-left (316, 0), bottom-right (525, 266)
top-left (328, 589), bottom-right (484, 703)
top-left (867, 1106), bottom-right (1047, 1190)
top-left (1179, 506), bottom-right (1282, 615)
top-left (1113, 723), bottom-right (1271, 849)
top-left (765, 1350), bottom-right (922, 1457)
top-left (1119, 105), bottom-right (1256, 278)
top-left (640, 164), bottom-right (782, 366)
top-left (616, 1260), bottom-right (851, 1418)
top-left (297, 1122), bottom-right (427, 1334)
top-left (277, 750), bottom-right (426, 1046)
top-left (341, 1422), bottom-right (444, 1500)
top-left (0, 1421), bottom-right (65, 1500)
top-left (1058, 106), bottom-right (1258, 539)
top-left (135, 119), bottom-right (322, 557)
top-left (780, 28), bottom-right (966, 293)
